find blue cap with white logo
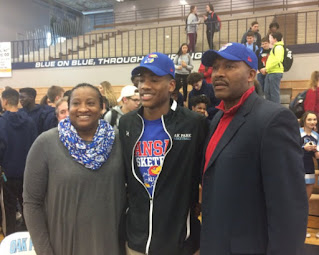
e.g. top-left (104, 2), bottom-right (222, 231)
top-left (132, 52), bottom-right (175, 78)
top-left (201, 42), bottom-right (258, 70)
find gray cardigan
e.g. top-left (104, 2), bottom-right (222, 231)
top-left (23, 128), bottom-right (126, 255)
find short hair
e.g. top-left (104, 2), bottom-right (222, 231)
top-left (251, 21), bottom-right (258, 27)
top-left (187, 72), bottom-right (203, 85)
top-left (261, 36), bottom-right (270, 43)
top-left (19, 87), bottom-right (36, 98)
top-left (68, 83), bottom-right (103, 109)
top-left (2, 88), bottom-right (19, 106)
top-left (55, 97), bottom-right (68, 115)
top-left (246, 31), bottom-right (255, 37)
top-left (269, 21), bottom-right (280, 29)
top-left (47, 85), bottom-right (64, 103)
top-left (271, 31), bottom-right (283, 41)
top-left (300, 111), bottom-right (317, 127)
top-left (190, 94), bottom-right (210, 107)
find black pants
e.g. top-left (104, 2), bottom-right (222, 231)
top-left (175, 73), bottom-right (189, 101)
top-left (206, 30), bottom-right (215, 49)
top-left (3, 178), bottom-right (24, 236)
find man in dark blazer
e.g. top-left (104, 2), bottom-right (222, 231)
top-left (200, 43), bottom-right (308, 255)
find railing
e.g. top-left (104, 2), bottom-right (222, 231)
top-left (94, 0), bottom-right (319, 28)
top-left (10, 10), bottom-right (319, 63)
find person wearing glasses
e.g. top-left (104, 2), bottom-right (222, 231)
top-left (104, 85), bottom-right (140, 129)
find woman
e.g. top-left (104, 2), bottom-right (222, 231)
top-left (203, 4), bottom-right (217, 49)
top-left (174, 43), bottom-right (193, 101)
top-left (23, 83), bottom-right (126, 255)
top-left (99, 80), bottom-right (118, 108)
top-left (299, 111), bottom-right (319, 238)
top-left (186, 5), bottom-right (200, 53)
top-left (304, 71), bottom-right (319, 119)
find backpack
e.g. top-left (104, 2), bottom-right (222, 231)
top-left (272, 45), bottom-right (293, 72)
top-left (289, 90), bottom-right (307, 118)
top-left (211, 12), bottom-right (221, 32)
top-left (110, 109), bottom-right (118, 127)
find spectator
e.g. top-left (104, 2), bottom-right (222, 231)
top-left (42, 85), bottom-right (65, 131)
top-left (186, 5), bottom-right (200, 53)
top-left (0, 88), bottom-right (37, 236)
top-left (241, 21), bottom-right (261, 47)
top-left (23, 83), bottom-right (126, 255)
top-left (174, 43), bottom-right (194, 101)
top-left (104, 85), bottom-right (140, 129)
top-left (303, 71), bottom-right (319, 118)
top-left (243, 31), bottom-right (259, 52)
top-left (131, 74), bottom-right (141, 88)
top-left (299, 111), bottom-right (319, 238)
top-left (268, 21), bottom-right (280, 47)
top-left (187, 72), bottom-right (220, 120)
top-left (55, 97), bottom-right (69, 122)
top-left (18, 87), bottom-right (48, 135)
top-left (119, 52), bottom-right (207, 255)
top-left (257, 37), bottom-right (271, 91)
top-left (198, 63), bottom-right (213, 84)
top-left (200, 43), bottom-right (308, 255)
top-left (190, 94), bottom-right (210, 117)
top-left (46, 85), bottom-right (64, 107)
top-left (203, 3), bottom-right (217, 49)
top-left (99, 81), bottom-right (118, 108)
top-left (260, 32), bottom-right (284, 103)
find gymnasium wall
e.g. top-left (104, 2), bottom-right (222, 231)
top-left (0, 52), bottom-right (318, 89)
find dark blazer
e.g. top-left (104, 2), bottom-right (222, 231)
top-left (201, 92), bottom-right (308, 255)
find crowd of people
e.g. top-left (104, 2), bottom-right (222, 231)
top-left (0, 9), bottom-right (317, 255)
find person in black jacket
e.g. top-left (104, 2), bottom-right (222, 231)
top-left (0, 88), bottom-right (37, 236)
top-left (203, 3), bottom-right (217, 49)
top-left (240, 21), bottom-right (262, 47)
top-left (119, 52), bottom-right (207, 255)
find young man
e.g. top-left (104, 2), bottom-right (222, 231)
top-left (243, 31), bottom-right (258, 52)
top-left (190, 94), bottom-right (209, 117)
top-left (18, 87), bottom-right (50, 135)
top-left (187, 72), bottom-right (220, 120)
top-left (104, 85), bottom-right (140, 129)
top-left (0, 88), bottom-right (37, 236)
top-left (241, 21), bottom-right (261, 47)
top-left (257, 37), bottom-right (272, 91)
top-left (260, 31), bottom-right (284, 103)
top-left (200, 43), bottom-right (308, 255)
top-left (119, 52), bottom-right (207, 255)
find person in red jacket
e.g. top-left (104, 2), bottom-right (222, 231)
top-left (198, 63), bottom-right (213, 84)
top-left (304, 71), bottom-right (319, 118)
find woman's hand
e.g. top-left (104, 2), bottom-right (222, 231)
top-left (177, 66), bottom-right (183, 70)
top-left (304, 142), bottom-right (317, 152)
top-left (181, 61), bottom-right (187, 68)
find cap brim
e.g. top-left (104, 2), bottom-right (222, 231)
top-left (201, 50), bottom-right (243, 67)
top-left (131, 65), bottom-right (170, 77)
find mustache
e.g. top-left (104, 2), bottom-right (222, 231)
top-left (213, 78), bottom-right (228, 85)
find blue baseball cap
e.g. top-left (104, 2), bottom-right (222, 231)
top-left (132, 52), bottom-right (175, 78)
top-left (201, 43), bottom-right (258, 70)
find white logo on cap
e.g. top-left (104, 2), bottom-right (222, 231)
top-left (219, 43), bottom-right (233, 52)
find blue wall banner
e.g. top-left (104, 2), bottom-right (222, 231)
top-left (12, 53), bottom-right (203, 70)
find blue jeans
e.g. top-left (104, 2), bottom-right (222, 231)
top-left (264, 73), bottom-right (283, 103)
top-left (257, 73), bottom-right (266, 91)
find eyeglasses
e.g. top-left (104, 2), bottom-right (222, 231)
top-left (128, 98), bottom-right (140, 103)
